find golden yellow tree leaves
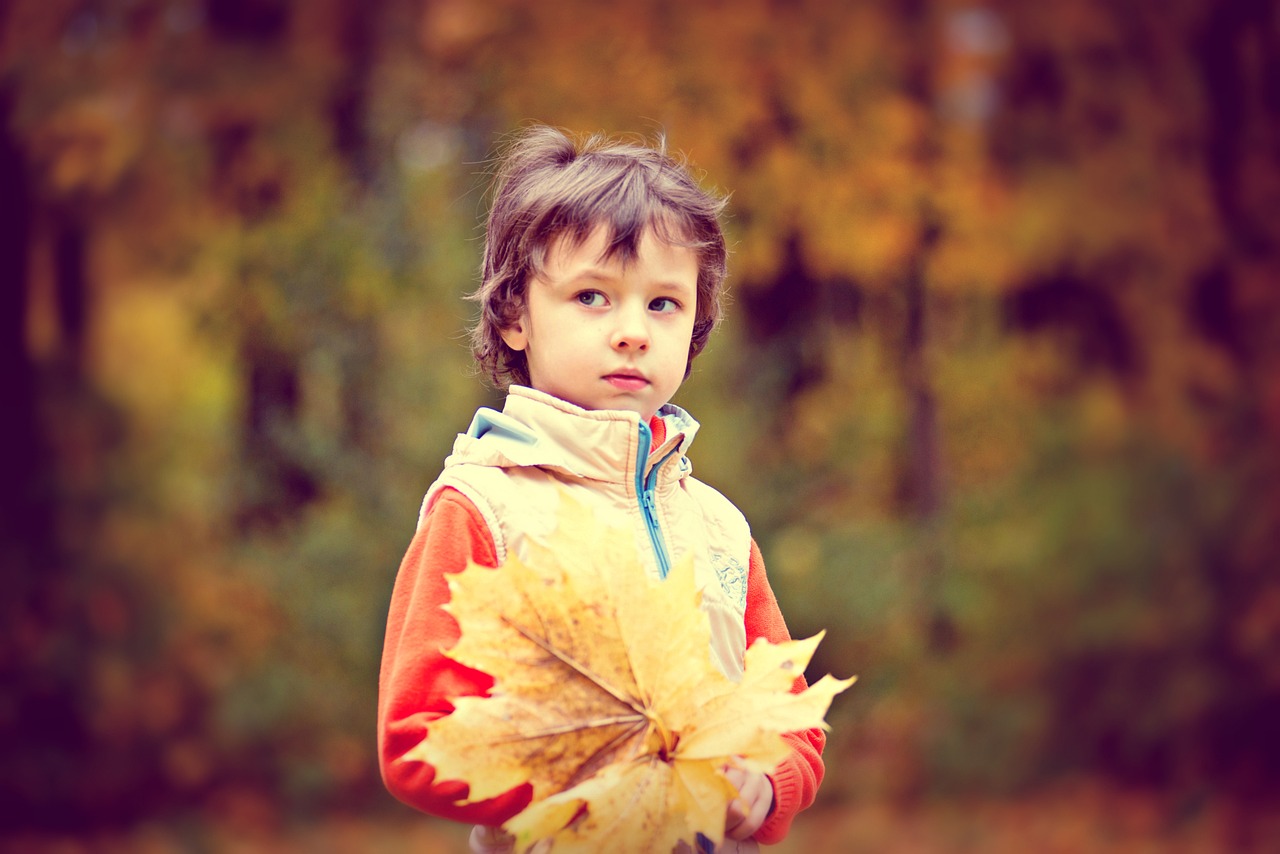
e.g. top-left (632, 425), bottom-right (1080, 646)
top-left (405, 496), bottom-right (854, 852)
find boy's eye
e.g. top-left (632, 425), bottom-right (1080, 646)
top-left (576, 291), bottom-right (607, 307)
top-left (649, 297), bottom-right (681, 313)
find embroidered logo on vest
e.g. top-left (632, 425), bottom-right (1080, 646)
top-left (712, 553), bottom-right (748, 612)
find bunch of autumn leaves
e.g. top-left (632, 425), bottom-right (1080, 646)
top-left (407, 497), bottom-right (853, 853)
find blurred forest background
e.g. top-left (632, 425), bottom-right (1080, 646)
top-left (3, 0), bottom-right (1279, 851)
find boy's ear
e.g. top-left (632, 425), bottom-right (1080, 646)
top-left (499, 319), bottom-right (528, 352)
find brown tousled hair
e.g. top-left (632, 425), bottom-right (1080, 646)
top-left (469, 125), bottom-right (729, 388)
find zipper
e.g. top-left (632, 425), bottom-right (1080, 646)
top-left (636, 421), bottom-right (677, 579)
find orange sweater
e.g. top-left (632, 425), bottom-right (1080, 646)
top-left (378, 487), bottom-right (826, 845)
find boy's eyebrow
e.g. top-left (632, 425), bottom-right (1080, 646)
top-left (572, 267), bottom-right (616, 280)
top-left (562, 269), bottom-right (694, 293)
top-left (556, 268), bottom-right (618, 287)
top-left (651, 278), bottom-right (695, 294)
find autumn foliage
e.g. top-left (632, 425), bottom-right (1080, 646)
top-left (2, 0), bottom-right (1278, 848)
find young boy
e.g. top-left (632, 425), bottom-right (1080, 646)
top-left (377, 126), bottom-right (826, 853)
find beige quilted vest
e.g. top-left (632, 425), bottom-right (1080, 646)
top-left (419, 386), bottom-right (753, 681)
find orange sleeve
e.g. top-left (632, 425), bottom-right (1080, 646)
top-left (742, 538), bottom-right (828, 845)
top-left (377, 488), bottom-right (532, 823)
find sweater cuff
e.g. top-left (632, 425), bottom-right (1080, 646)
top-left (754, 761), bottom-right (802, 845)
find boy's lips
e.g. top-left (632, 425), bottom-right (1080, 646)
top-left (604, 371), bottom-right (649, 391)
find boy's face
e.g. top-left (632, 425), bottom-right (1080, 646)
top-left (501, 224), bottom-right (698, 422)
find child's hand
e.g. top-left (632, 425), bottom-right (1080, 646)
top-left (722, 763), bottom-right (774, 841)
top-left (468, 825), bottom-right (515, 854)
top-left (469, 825), bottom-right (552, 854)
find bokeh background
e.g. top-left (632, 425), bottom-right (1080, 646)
top-left (3, 0), bottom-right (1279, 851)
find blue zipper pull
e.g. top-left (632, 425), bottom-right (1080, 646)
top-left (636, 420), bottom-right (673, 580)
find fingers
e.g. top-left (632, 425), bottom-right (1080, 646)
top-left (469, 824), bottom-right (516, 854)
top-left (724, 770), bottom-right (749, 834)
top-left (722, 766), bottom-right (775, 841)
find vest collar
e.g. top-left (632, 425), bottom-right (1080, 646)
top-left (444, 385), bottom-right (698, 485)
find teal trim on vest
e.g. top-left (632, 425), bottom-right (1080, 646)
top-left (636, 420), bottom-right (679, 580)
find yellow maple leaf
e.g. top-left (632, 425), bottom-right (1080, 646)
top-left (405, 495), bottom-right (854, 853)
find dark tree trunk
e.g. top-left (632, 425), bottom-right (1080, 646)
top-left (52, 210), bottom-right (91, 375)
top-left (0, 83), bottom-right (52, 561)
top-left (0, 85), bottom-right (106, 831)
top-left (898, 220), bottom-right (955, 655)
top-left (1194, 0), bottom-right (1278, 254)
top-left (332, 0), bottom-right (382, 453)
top-left (239, 333), bottom-right (318, 529)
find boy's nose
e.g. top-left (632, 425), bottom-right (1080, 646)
top-left (611, 306), bottom-right (650, 351)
